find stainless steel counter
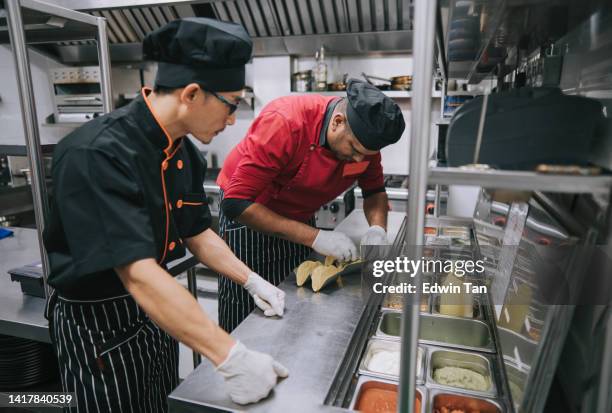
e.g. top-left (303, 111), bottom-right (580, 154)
top-left (168, 210), bottom-right (406, 413)
top-left (0, 227), bottom-right (199, 344)
top-left (0, 227), bottom-right (49, 342)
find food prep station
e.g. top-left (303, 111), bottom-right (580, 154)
top-left (169, 209), bottom-right (531, 412)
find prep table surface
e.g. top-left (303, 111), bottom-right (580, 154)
top-left (168, 210), bottom-right (405, 412)
top-left (0, 227), bottom-right (49, 342)
top-left (0, 227), bottom-right (198, 343)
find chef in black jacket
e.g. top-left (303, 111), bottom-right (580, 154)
top-left (43, 18), bottom-right (288, 412)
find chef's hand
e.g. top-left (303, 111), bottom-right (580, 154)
top-left (216, 341), bottom-right (289, 405)
top-left (311, 230), bottom-right (358, 262)
top-left (360, 225), bottom-right (389, 246)
top-left (244, 272), bottom-right (285, 317)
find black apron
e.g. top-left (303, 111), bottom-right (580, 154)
top-left (43, 88), bottom-right (208, 412)
top-left (217, 190), bottom-right (312, 332)
top-left (48, 293), bottom-right (178, 413)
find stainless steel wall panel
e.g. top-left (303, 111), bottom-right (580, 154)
top-left (235, 0), bottom-right (258, 36)
top-left (131, 8), bottom-right (153, 33)
top-left (296, 0), bottom-right (314, 35)
top-left (122, 9), bottom-right (146, 40)
top-left (110, 10), bottom-right (138, 42)
top-left (258, 0), bottom-right (280, 36)
top-left (359, 0), bottom-right (372, 32)
top-left (151, 7), bottom-right (169, 27)
top-left (173, 4), bottom-right (195, 18)
top-left (321, 0), bottom-right (338, 33)
top-left (160, 6), bottom-right (177, 21)
top-left (346, 0), bottom-right (360, 32)
top-left (388, 0), bottom-right (398, 30)
top-left (140, 7), bottom-right (161, 30)
top-left (285, 0), bottom-right (303, 35)
top-left (246, 0), bottom-right (268, 37)
top-left (100, 10), bottom-right (127, 43)
top-left (223, 1), bottom-right (243, 27)
top-left (373, 0), bottom-right (385, 31)
top-left (309, 0), bottom-right (326, 34)
top-left (92, 11), bottom-right (118, 43)
top-left (271, 0), bottom-right (292, 35)
top-left (333, 0), bottom-right (349, 33)
top-left (211, 2), bottom-right (230, 21)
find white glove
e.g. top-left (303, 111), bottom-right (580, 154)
top-left (216, 341), bottom-right (289, 405)
top-left (311, 230), bottom-right (358, 262)
top-left (360, 225), bottom-right (390, 246)
top-left (244, 272), bottom-right (285, 317)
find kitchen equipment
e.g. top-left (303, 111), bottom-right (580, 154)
top-left (427, 348), bottom-right (497, 396)
top-left (292, 70), bottom-right (313, 92)
top-left (0, 155), bottom-right (10, 186)
top-left (349, 376), bottom-right (425, 413)
top-left (327, 81), bottom-right (346, 91)
top-left (0, 334), bottom-right (58, 390)
top-left (362, 73), bottom-right (412, 90)
top-left (314, 189), bottom-right (354, 229)
top-left (358, 338), bottom-right (425, 383)
top-left (429, 390), bottom-right (503, 413)
top-left (8, 262), bottom-right (44, 298)
top-left (49, 66), bottom-right (104, 123)
top-left (376, 312), bottom-right (495, 353)
top-left (446, 87), bottom-right (604, 169)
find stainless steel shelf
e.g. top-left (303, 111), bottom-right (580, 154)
top-left (290, 91), bottom-right (442, 99)
top-left (429, 167), bottom-right (612, 194)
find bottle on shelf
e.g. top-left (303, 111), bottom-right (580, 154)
top-left (314, 45), bottom-right (328, 91)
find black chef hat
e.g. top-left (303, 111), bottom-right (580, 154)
top-left (345, 79), bottom-right (405, 151)
top-left (143, 17), bottom-right (252, 92)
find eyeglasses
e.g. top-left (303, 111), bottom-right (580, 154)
top-left (203, 88), bottom-right (239, 115)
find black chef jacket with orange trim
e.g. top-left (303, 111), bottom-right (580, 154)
top-left (43, 87), bottom-right (211, 299)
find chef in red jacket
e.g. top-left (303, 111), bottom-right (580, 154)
top-left (216, 79), bottom-right (405, 331)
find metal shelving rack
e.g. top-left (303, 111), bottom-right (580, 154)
top-left (399, 1), bottom-right (612, 412)
top-left (4, 0), bottom-right (113, 298)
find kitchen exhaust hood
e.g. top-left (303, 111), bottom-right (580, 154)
top-left (1, 0), bottom-right (414, 63)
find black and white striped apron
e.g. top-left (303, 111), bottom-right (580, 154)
top-left (217, 193), bottom-right (312, 332)
top-left (48, 293), bottom-right (178, 413)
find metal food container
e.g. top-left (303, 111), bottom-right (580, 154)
top-left (429, 389), bottom-right (504, 413)
top-left (432, 294), bottom-right (483, 320)
top-left (376, 312), bottom-right (495, 353)
top-left (382, 292), bottom-right (430, 313)
top-left (504, 362), bottom-right (528, 410)
top-left (440, 225), bottom-right (471, 236)
top-left (427, 348), bottom-right (497, 397)
top-left (358, 338), bottom-right (425, 383)
top-left (439, 250), bottom-right (475, 261)
top-left (497, 327), bottom-right (538, 366)
top-left (419, 314), bottom-right (495, 353)
top-left (349, 375), bottom-right (425, 413)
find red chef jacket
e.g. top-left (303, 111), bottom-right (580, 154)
top-left (217, 94), bottom-right (385, 222)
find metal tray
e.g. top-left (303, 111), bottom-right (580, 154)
top-left (426, 348), bottom-right (497, 397)
top-left (432, 293), bottom-right (484, 320)
top-left (375, 312), bottom-right (495, 353)
top-left (349, 375), bottom-right (426, 413)
top-left (428, 388), bottom-right (505, 413)
top-left (358, 338), bottom-right (425, 383)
